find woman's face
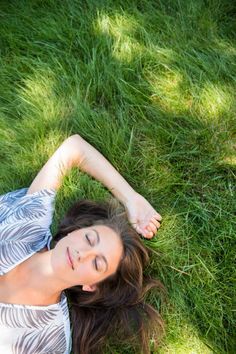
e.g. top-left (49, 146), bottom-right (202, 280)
top-left (52, 225), bottom-right (123, 291)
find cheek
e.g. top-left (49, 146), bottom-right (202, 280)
top-left (76, 262), bottom-right (94, 279)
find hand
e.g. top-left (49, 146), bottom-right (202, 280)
top-left (124, 192), bottom-right (162, 239)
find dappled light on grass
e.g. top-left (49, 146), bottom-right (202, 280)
top-left (112, 38), bottom-right (144, 64)
top-left (196, 82), bottom-right (234, 121)
top-left (162, 320), bottom-right (213, 354)
top-left (94, 12), bottom-right (144, 63)
top-left (147, 198), bottom-right (233, 354)
top-left (147, 70), bottom-right (192, 115)
top-left (221, 155), bottom-right (236, 167)
top-left (0, 0), bottom-right (235, 353)
top-left (18, 68), bottom-right (68, 125)
top-left (147, 67), bottom-right (235, 121)
top-left (7, 131), bottom-right (64, 189)
top-left (95, 12), bottom-right (138, 37)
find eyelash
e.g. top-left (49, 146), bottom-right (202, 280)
top-left (94, 258), bottom-right (98, 271)
top-left (85, 234), bottom-right (92, 246)
top-left (86, 234), bottom-right (99, 272)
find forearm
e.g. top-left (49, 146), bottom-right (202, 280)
top-left (27, 134), bottom-right (160, 238)
top-left (71, 134), bottom-right (136, 205)
top-left (67, 135), bottom-right (161, 239)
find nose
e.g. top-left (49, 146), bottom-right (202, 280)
top-left (76, 249), bottom-right (95, 262)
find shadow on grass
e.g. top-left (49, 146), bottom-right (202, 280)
top-left (0, 0), bottom-right (235, 353)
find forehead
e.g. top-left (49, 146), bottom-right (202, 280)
top-left (88, 224), bottom-right (120, 242)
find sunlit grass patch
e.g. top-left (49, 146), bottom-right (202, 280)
top-left (222, 156), bottom-right (236, 167)
top-left (147, 70), bottom-right (193, 114)
top-left (160, 320), bottom-right (213, 354)
top-left (112, 37), bottom-right (144, 63)
top-left (94, 12), bottom-right (144, 63)
top-left (95, 12), bottom-right (138, 37)
top-left (196, 83), bottom-right (234, 121)
top-left (17, 68), bottom-right (68, 123)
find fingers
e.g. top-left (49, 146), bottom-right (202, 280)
top-left (132, 213), bottom-right (163, 239)
top-left (153, 213), bottom-right (162, 222)
top-left (144, 223), bottom-right (157, 239)
top-left (143, 231), bottom-right (154, 239)
top-left (151, 217), bottom-right (161, 228)
top-left (134, 225), bottom-right (153, 239)
top-left (143, 216), bottom-right (162, 238)
top-left (146, 221), bottom-right (157, 234)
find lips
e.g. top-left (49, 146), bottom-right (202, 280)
top-left (67, 247), bottom-right (74, 270)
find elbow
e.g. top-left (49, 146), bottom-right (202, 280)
top-left (65, 134), bottom-right (86, 166)
top-left (68, 133), bottom-right (81, 141)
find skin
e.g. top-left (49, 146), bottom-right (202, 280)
top-left (51, 225), bottom-right (123, 291)
top-left (1, 225), bottom-right (123, 305)
top-left (3, 134), bottom-right (162, 305)
top-left (1, 135), bottom-right (162, 307)
top-left (27, 135), bottom-right (162, 239)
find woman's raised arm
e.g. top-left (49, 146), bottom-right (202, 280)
top-left (27, 134), bottom-right (161, 238)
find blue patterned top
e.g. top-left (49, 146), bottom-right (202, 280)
top-left (0, 188), bottom-right (72, 354)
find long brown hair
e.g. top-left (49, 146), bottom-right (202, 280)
top-left (51, 199), bottom-right (165, 354)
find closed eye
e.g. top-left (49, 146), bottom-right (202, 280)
top-left (93, 257), bottom-right (102, 272)
top-left (94, 257), bottom-right (98, 271)
top-left (93, 256), bottom-right (107, 273)
top-left (85, 234), bottom-right (92, 246)
top-left (86, 232), bottom-right (98, 247)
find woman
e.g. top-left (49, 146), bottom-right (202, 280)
top-left (0, 134), bottom-right (163, 354)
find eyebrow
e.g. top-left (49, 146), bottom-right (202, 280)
top-left (92, 228), bottom-right (108, 272)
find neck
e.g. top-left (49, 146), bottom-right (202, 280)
top-left (18, 250), bottom-right (69, 304)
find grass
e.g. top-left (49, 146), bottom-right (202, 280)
top-left (0, 0), bottom-right (235, 353)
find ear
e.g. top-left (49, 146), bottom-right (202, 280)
top-left (82, 284), bottom-right (97, 292)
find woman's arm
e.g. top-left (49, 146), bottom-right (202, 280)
top-left (27, 134), bottom-right (161, 238)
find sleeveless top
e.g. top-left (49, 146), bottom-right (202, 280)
top-left (0, 188), bottom-right (72, 354)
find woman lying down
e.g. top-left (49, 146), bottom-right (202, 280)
top-left (0, 134), bottom-right (164, 354)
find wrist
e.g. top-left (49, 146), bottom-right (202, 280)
top-left (119, 189), bottom-right (138, 207)
top-left (110, 185), bottom-right (137, 206)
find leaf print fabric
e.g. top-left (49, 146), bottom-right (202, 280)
top-left (0, 188), bottom-right (72, 354)
top-left (0, 188), bottom-right (56, 276)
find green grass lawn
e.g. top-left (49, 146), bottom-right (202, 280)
top-left (0, 0), bottom-right (235, 353)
